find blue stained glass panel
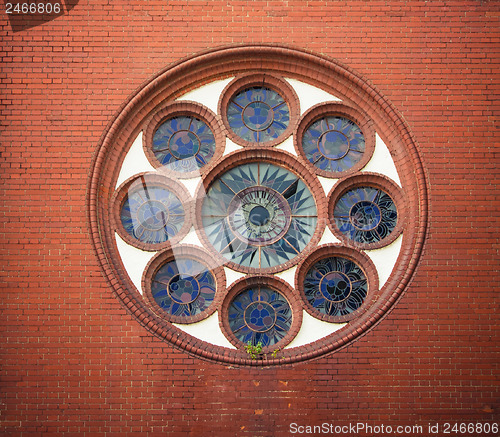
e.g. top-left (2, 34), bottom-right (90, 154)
top-left (120, 184), bottom-right (185, 245)
top-left (227, 87), bottom-right (290, 143)
top-left (228, 287), bottom-right (292, 346)
top-left (151, 257), bottom-right (216, 320)
top-left (301, 116), bottom-right (365, 174)
top-left (152, 116), bottom-right (216, 172)
top-left (333, 186), bottom-right (397, 244)
top-left (303, 256), bottom-right (367, 317)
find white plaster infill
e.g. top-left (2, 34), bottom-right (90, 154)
top-left (173, 311), bottom-right (237, 349)
top-left (275, 135), bottom-right (297, 156)
top-left (116, 132), bottom-right (156, 189)
top-left (178, 226), bottom-right (204, 249)
top-left (115, 233), bottom-right (156, 295)
top-left (222, 137), bottom-right (243, 157)
top-left (176, 77), bottom-right (235, 113)
top-left (318, 226), bottom-right (341, 246)
top-left (180, 175), bottom-right (202, 198)
top-left (286, 311), bottom-right (346, 349)
top-left (224, 266), bottom-right (247, 289)
top-left (365, 234), bottom-right (403, 288)
top-left (285, 78), bottom-right (342, 115)
top-left (317, 175), bottom-right (338, 197)
top-left (275, 265), bottom-right (297, 289)
top-left (362, 134), bottom-right (402, 187)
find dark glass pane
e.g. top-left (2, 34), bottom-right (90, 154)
top-left (303, 256), bottom-right (367, 317)
top-left (333, 186), bottom-right (397, 244)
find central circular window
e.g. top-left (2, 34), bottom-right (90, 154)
top-left (198, 152), bottom-right (324, 273)
top-left (90, 46), bottom-right (427, 365)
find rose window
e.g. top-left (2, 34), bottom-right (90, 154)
top-left (90, 46), bottom-right (427, 365)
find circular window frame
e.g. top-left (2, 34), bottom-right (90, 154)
top-left (294, 102), bottom-right (376, 178)
top-left (219, 73), bottom-right (300, 148)
top-left (111, 172), bottom-right (192, 251)
top-left (143, 101), bottom-right (225, 179)
top-left (328, 173), bottom-right (406, 250)
top-left (219, 275), bottom-right (303, 353)
top-left (194, 147), bottom-right (327, 274)
top-left (142, 245), bottom-right (226, 324)
top-left (295, 244), bottom-right (379, 323)
top-left (88, 45), bottom-right (428, 366)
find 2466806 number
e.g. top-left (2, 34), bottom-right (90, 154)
top-left (6, 2), bottom-right (61, 14)
top-left (443, 423), bottom-right (498, 434)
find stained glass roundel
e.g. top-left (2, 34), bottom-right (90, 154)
top-left (302, 116), bottom-right (365, 174)
top-left (333, 186), bottom-right (397, 245)
top-left (198, 152), bottom-right (324, 272)
top-left (152, 116), bottom-right (216, 172)
top-left (303, 256), bottom-right (367, 317)
top-left (151, 258), bottom-right (216, 319)
top-left (227, 87), bottom-right (290, 143)
top-left (228, 287), bottom-right (291, 347)
top-left (143, 246), bottom-right (225, 323)
top-left (113, 174), bottom-right (190, 249)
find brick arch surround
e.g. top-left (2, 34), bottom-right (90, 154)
top-left (88, 44), bottom-right (428, 366)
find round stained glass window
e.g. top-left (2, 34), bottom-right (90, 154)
top-left (150, 257), bottom-right (216, 320)
top-left (152, 116), bottom-right (216, 173)
top-left (227, 286), bottom-right (292, 347)
top-left (333, 186), bottom-right (397, 245)
top-left (91, 46), bottom-right (427, 365)
top-left (302, 116), bottom-right (365, 174)
top-left (118, 177), bottom-right (187, 246)
top-left (199, 157), bottom-right (322, 271)
top-left (227, 87), bottom-right (290, 144)
top-left (303, 256), bottom-right (367, 317)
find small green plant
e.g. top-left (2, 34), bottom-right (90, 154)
top-left (271, 348), bottom-right (280, 358)
top-left (244, 341), bottom-right (263, 359)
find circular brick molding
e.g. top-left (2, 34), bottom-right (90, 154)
top-left (327, 172), bottom-right (406, 250)
top-left (294, 102), bottom-right (376, 178)
top-left (111, 173), bottom-right (192, 251)
top-left (88, 45), bottom-right (428, 366)
top-left (143, 101), bottom-right (225, 179)
top-left (142, 245), bottom-right (226, 324)
top-left (219, 74), bottom-right (300, 148)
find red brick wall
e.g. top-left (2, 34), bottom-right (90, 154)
top-left (1, 1), bottom-right (498, 436)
